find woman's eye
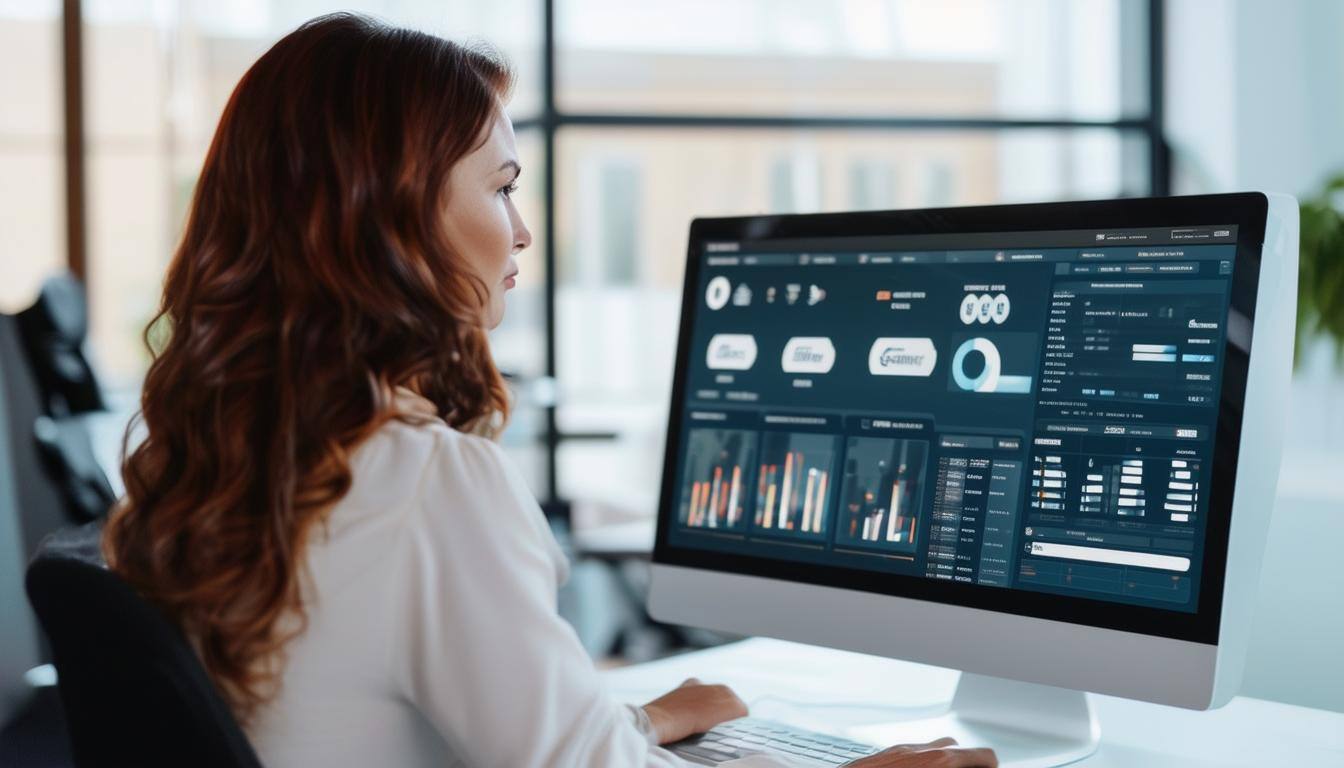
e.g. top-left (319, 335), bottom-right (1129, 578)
top-left (500, 181), bottom-right (519, 197)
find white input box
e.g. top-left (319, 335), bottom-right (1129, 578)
top-left (1029, 542), bottom-right (1190, 572)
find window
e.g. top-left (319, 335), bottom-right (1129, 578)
top-left (848, 161), bottom-right (897, 210)
top-left (73, 0), bottom-right (550, 491)
top-left (0, 2), bottom-right (64, 313)
top-left (12, 0), bottom-right (1166, 512)
top-left (551, 127), bottom-right (1148, 512)
top-left (543, 0), bottom-right (1163, 515)
top-left (556, 0), bottom-right (1149, 121)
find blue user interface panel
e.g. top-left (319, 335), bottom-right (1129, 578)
top-left (666, 225), bottom-right (1238, 613)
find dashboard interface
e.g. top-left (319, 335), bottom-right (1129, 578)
top-left (664, 225), bottom-right (1240, 614)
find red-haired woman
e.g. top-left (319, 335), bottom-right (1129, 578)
top-left (103, 13), bottom-right (994, 768)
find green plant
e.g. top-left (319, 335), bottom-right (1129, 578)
top-left (1297, 174), bottom-right (1344, 364)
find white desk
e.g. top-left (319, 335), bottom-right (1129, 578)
top-left (603, 638), bottom-right (1344, 767)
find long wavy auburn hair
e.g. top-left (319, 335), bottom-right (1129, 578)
top-left (102, 13), bottom-right (513, 721)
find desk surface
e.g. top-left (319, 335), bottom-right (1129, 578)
top-left (602, 638), bottom-right (1344, 767)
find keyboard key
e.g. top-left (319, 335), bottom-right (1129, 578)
top-left (676, 744), bottom-right (733, 762)
top-left (741, 736), bottom-right (769, 745)
top-left (678, 718), bottom-right (880, 767)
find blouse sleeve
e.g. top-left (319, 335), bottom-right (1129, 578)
top-left (390, 430), bottom-right (688, 767)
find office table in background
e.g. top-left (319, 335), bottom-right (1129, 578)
top-left (602, 638), bottom-right (1344, 767)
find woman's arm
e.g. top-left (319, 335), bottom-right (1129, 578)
top-left (642, 677), bottom-right (749, 744)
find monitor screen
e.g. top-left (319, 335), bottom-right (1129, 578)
top-left (656, 198), bottom-right (1266, 644)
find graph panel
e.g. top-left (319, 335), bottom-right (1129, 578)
top-left (752, 432), bottom-right (839, 540)
top-left (678, 428), bottom-right (759, 532)
top-left (833, 436), bottom-right (929, 554)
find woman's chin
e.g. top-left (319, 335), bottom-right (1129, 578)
top-left (486, 302), bottom-right (506, 331)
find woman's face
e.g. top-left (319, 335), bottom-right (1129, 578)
top-left (442, 108), bottom-right (532, 329)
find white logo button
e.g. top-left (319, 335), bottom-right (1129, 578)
top-left (706, 334), bottom-right (758, 370)
top-left (781, 337), bottom-right (836, 374)
top-left (868, 338), bottom-right (938, 377)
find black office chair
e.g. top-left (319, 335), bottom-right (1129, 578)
top-left (1, 273), bottom-right (115, 565)
top-left (25, 525), bottom-right (263, 768)
top-left (16, 273), bottom-right (115, 523)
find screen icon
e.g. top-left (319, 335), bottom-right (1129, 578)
top-left (705, 276), bottom-right (731, 310)
top-left (950, 336), bottom-right (1033, 393)
top-left (976, 294), bottom-right (994, 324)
top-left (732, 283), bottom-right (753, 306)
top-left (960, 294), bottom-right (977, 324)
top-left (991, 293), bottom-right (1011, 324)
top-left (808, 284), bottom-right (826, 306)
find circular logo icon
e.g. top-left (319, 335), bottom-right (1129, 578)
top-left (952, 337), bottom-right (1002, 392)
top-left (960, 294), bottom-right (978, 325)
top-left (705, 276), bottom-right (731, 310)
top-left (976, 294), bottom-right (994, 324)
top-left (991, 293), bottom-right (1010, 324)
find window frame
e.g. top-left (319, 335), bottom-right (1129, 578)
top-left (518, 0), bottom-right (1170, 505)
top-left (57, 0), bottom-right (1170, 506)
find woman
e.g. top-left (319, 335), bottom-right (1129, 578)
top-left (103, 13), bottom-right (996, 768)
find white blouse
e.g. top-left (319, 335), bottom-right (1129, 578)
top-left (243, 389), bottom-right (692, 767)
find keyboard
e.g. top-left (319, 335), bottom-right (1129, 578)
top-left (667, 717), bottom-right (881, 766)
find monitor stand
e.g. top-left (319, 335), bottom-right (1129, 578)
top-left (847, 672), bottom-right (1100, 768)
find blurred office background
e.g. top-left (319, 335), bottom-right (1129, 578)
top-left (2, 0), bottom-right (1341, 753)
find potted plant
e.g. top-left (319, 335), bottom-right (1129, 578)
top-left (1297, 174), bottom-right (1344, 364)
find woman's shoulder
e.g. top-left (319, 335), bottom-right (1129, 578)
top-left (350, 413), bottom-right (516, 508)
top-left (355, 414), bottom-right (564, 580)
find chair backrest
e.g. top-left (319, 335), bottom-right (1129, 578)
top-left (0, 314), bottom-right (46, 724)
top-left (0, 313), bottom-right (73, 565)
top-left (25, 526), bottom-right (263, 768)
top-left (1, 279), bottom-right (114, 724)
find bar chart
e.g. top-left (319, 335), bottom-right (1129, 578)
top-left (678, 428), bottom-right (758, 531)
top-left (1163, 458), bottom-right (1199, 523)
top-left (833, 436), bottom-right (928, 554)
top-left (1031, 454), bottom-right (1148, 518)
top-left (752, 432), bottom-right (839, 540)
top-left (1029, 454), bottom-right (1068, 514)
top-left (1111, 459), bottom-right (1147, 517)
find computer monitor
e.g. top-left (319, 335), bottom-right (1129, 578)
top-left (648, 193), bottom-right (1297, 766)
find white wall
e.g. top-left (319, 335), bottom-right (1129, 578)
top-left (1167, 0), bottom-right (1344, 713)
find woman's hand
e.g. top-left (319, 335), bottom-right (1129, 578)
top-left (846, 737), bottom-right (997, 767)
top-left (641, 677), bottom-right (749, 744)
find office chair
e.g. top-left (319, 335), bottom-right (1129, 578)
top-left (15, 273), bottom-right (115, 523)
top-left (0, 330), bottom-right (42, 727)
top-left (25, 525), bottom-right (264, 768)
top-left (1, 273), bottom-right (114, 561)
top-left (1, 275), bottom-right (113, 724)
top-left (15, 273), bottom-right (105, 415)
